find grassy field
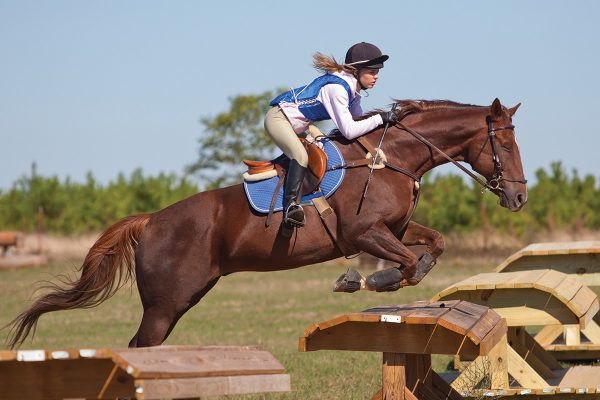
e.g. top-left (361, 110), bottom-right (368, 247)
top-left (0, 256), bottom-right (500, 399)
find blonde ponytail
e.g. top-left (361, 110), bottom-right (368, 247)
top-left (312, 52), bottom-right (356, 74)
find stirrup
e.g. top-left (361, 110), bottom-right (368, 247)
top-left (284, 203), bottom-right (305, 228)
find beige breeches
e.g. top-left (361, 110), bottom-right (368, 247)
top-left (264, 106), bottom-right (308, 167)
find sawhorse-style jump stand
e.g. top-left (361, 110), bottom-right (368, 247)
top-left (299, 300), bottom-right (507, 400)
top-left (0, 345), bottom-right (290, 399)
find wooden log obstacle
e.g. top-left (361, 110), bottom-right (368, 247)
top-left (433, 270), bottom-right (600, 394)
top-left (0, 345), bottom-right (290, 399)
top-left (299, 299), bottom-right (507, 400)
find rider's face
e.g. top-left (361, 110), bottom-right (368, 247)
top-left (358, 68), bottom-right (380, 90)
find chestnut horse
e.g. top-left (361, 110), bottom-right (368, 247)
top-left (8, 98), bottom-right (527, 348)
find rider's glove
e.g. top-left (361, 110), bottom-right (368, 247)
top-left (379, 111), bottom-right (399, 125)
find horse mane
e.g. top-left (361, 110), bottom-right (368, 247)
top-left (358, 99), bottom-right (486, 121)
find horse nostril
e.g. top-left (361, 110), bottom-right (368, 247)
top-left (516, 193), bottom-right (527, 206)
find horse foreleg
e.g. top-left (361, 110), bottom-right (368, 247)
top-left (401, 220), bottom-right (445, 284)
top-left (340, 221), bottom-right (420, 292)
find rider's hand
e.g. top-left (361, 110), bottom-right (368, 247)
top-left (379, 111), bottom-right (398, 125)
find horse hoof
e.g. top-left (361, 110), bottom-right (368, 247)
top-left (413, 252), bottom-right (437, 282)
top-left (366, 268), bottom-right (404, 292)
top-left (333, 268), bottom-right (363, 293)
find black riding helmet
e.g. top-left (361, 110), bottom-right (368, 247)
top-left (345, 42), bottom-right (389, 69)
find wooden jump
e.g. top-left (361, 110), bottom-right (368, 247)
top-left (300, 299), bottom-right (507, 400)
top-left (432, 269), bottom-right (599, 328)
top-left (0, 345), bottom-right (290, 400)
top-left (495, 241), bottom-right (600, 288)
top-left (433, 270), bottom-right (600, 393)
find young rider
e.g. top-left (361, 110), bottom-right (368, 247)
top-left (265, 42), bottom-right (398, 232)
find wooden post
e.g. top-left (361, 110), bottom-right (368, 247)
top-left (383, 352), bottom-right (406, 400)
top-left (564, 325), bottom-right (581, 346)
top-left (488, 333), bottom-right (509, 389)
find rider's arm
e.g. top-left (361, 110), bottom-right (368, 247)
top-left (319, 85), bottom-right (383, 140)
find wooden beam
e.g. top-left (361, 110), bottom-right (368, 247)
top-left (488, 333), bottom-right (509, 389)
top-left (564, 325), bottom-right (581, 346)
top-left (508, 328), bottom-right (556, 379)
top-left (582, 320), bottom-right (600, 343)
top-left (136, 374), bottom-right (290, 399)
top-left (383, 353), bottom-right (406, 400)
top-left (506, 345), bottom-right (548, 389)
top-left (534, 325), bottom-right (563, 347)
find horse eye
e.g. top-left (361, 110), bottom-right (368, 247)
top-left (502, 145), bottom-right (512, 153)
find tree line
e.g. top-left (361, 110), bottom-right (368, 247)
top-left (0, 161), bottom-right (597, 237)
top-left (2, 91), bottom-right (597, 236)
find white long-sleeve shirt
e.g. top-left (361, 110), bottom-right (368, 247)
top-left (278, 71), bottom-right (383, 140)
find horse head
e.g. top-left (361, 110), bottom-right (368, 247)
top-left (467, 98), bottom-right (528, 211)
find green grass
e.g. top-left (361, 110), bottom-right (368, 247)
top-left (0, 258), bottom-right (492, 399)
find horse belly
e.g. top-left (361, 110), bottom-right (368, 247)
top-left (221, 222), bottom-right (341, 273)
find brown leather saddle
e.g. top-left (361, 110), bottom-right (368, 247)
top-left (243, 138), bottom-right (328, 195)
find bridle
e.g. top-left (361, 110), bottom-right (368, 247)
top-left (394, 117), bottom-right (527, 196)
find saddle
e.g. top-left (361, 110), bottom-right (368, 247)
top-left (243, 138), bottom-right (328, 195)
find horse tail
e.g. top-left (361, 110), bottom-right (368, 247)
top-left (7, 213), bottom-right (151, 348)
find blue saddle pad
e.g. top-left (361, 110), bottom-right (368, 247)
top-left (243, 138), bottom-right (345, 214)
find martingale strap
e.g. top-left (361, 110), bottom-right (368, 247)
top-left (351, 136), bottom-right (421, 183)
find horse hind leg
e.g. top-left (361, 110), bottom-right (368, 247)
top-left (129, 275), bottom-right (220, 348)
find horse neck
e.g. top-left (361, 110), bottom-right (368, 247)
top-left (389, 108), bottom-right (487, 178)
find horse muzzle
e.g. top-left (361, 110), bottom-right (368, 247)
top-left (497, 188), bottom-right (528, 212)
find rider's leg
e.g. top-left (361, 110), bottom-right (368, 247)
top-left (264, 106), bottom-right (308, 228)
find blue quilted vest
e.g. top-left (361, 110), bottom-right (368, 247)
top-left (269, 74), bottom-right (356, 121)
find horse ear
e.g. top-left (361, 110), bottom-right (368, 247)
top-left (491, 98), bottom-right (502, 117)
top-left (508, 103), bottom-right (521, 117)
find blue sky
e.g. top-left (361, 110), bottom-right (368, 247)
top-left (1, 1), bottom-right (599, 190)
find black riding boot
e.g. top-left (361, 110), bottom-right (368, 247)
top-left (283, 159), bottom-right (306, 229)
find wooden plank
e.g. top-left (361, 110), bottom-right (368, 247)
top-left (466, 310), bottom-right (501, 346)
top-left (136, 373), bottom-right (291, 399)
top-left (437, 288), bottom-right (581, 326)
top-left (521, 329), bottom-right (562, 370)
top-left (488, 334), bottom-right (509, 389)
top-left (401, 305), bottom-right (452, 325)
top-left (506, 345), bottom-right (548, 389)
top-left (301, 320), bottom-right (483, 356)
top-left (508, 329), bottom-right (556, 380)
top-left (582, 320), bottom-right (600, 344)
top-left (534, 325), bottom-right (564, 347)
top-left (533, 269), bottom-right (569, 294)
top-left (568, 287), bottom-right (599, 320)
top-left (563, 325), bottom-right (581, 346)
top-left (557, 366), bottom-right (600, 388)
top-left (554, 277), bottom-right (586, 308)
top-left (383, 353), bottom-right (406, 400)
top-left (436, 306), bottom-right (481, 338)
top-left (513, 270), bottom-right (552, 289)
top-left (478, 317), bottom-right (508, 356)
top-left (0, 358), bottom-right (135, 400)
top-left (112, 346), bottom-right (285, 379)
top-left (495, 306), bottom-right (574, 327)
